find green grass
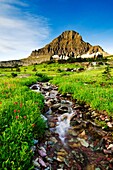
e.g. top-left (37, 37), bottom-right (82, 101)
top-left (1, 61), bottom-right (113, 168)
top-left (0, 75), bottom-right (47, 169)
top-left (50, 65), bottom-right (113, 116)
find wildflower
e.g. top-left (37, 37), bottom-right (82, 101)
top-left (32, 124), bottom-right (36, 127)
top-left (20, 103), bottom-right (22, 107)
top-left (18, 110), bottom-right (20, 113)
top-left (14, 110), bottom-right (16, 113)
top-left (16, 116), bottom-right (19, 119)
top-left (23, 116), bottom-right (27, 119)
top-left (14, 102), bottom-right (18, 105)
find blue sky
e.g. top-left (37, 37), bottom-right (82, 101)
top-left (0, 0), bottom-right (113, 61)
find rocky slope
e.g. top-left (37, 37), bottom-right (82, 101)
top-left (0, 30), bottom-right (109, 67)
top-left (29, 30), bottom-right (108, 59)
top-left (88, 45), bottom-right (107, 55)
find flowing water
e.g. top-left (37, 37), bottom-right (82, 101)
top-left (31, 82), bottom-right (113, 170)
top-left (56, 112), bottom-right (76, 143)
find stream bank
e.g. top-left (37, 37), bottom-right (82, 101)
top-left (30, 82), bottom-right (113, 170)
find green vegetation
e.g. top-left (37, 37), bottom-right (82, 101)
top-left (51, 67), bottom-right (113, 115)
top-left (1, 61), bottom-right (113, 169)
top-left (0, 75), bottom-right (47, 169)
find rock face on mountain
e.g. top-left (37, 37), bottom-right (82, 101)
top-left (29, 30), bottom-right (108, 59)
top-left (0, 30), bottom-right (109, 67)
top-left (88, 45), bottom-right (106, 55)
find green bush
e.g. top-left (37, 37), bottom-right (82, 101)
top-left (35, 72), bottom-right (51, 82)
top-left (11, 72), bottom-right (17, 77)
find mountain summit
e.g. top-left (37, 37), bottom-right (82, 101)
top-left (29, 30), bottom-right (108, 59)
top-left (0, 30), bottom-right (109, 67)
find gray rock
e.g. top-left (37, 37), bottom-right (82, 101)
top-left (51, 103), bottom-right (61, 111)
top-left (31, 145), bottom-right (36, 153)
top-left (58, 106), bottom-right (68, 114)
top-left (38, 157), bottom-right (47, 167)
top-left (33, 159), bottom-right (40, 168)
top-left (33, 139), bottom-right (38, 145)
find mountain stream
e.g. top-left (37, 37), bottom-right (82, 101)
top-left (30, 82), bottom-right (113, 170)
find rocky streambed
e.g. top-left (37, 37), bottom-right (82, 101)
top-left (30, 82), bottom-right (113, 170)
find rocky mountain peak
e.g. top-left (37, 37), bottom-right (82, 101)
top-left (30, 30), bottom-right (91, 57)
top-left (29, 30), bottom-right (108, 59)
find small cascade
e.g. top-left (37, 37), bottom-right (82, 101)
top-left (55, 100), bottom-right (76, 143)
top-left (56, 112), bottom-right (76, 143)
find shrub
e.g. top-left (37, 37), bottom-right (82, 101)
top-left (11, 72), bottom-right (17, 77)
top-left (35, 72), bottom-right (51, 82)
top-left (102, 65), bottom-right (111, 80)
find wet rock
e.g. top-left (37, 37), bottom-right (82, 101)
top-left (58, 106), bottom-right (69, 114)
top-left (99, 114), bottom-right (106, 121)
top-left (57, 148), bottom-right (68, 157)
top-left (45, 100), bottom-right (52, 107)
top-left (66, 93), bottom-right (72, 97)
top-left (107, 122), bottom-right (112, 128)
top-left (51, 137), bottom-right (58, 144)
top-left (43, 104), bottom-right (50, 113)
top-left (42, 86), bottom-right (51, 91)
top-left (38, 157), bottom-right (47, 167)
top-left (57, 155), bottom-right (65, 162)
top-left (64, 158), bottom-right (70, 167)
top-left (103, 149), bottom-right (112, 154)
top-left (95, 168), bottom-right (101, 170)
top-left (31, 145), bottom-right (36, 153)
top-left (38, 147), bottom-right (47, 157)
top-left (45, 92), bottom-right (50, 96)
top-left (85, 112), bottom-right (91, 119)
top-left (68, 142), bottom-right (81, 148)
top-left (68, 129), bottom-right (77, 137)
top-left (85, 164), bottom-right (95, 170)
top-left (41, 114), bottom-right (47, 122)
top-left (51, 103), bottom-right (61, 111)
top-left (78, 130), bottom-right (86, 138)
top-left (45, 167), bottom-right (51, 170)
top-left (91, 111), bottom-right (99, 118)
top-left (61, 100), bottom-right (72, 107)
top-left (77, 138), bottom-right (89, 147)
top-left (30, 84), bottom-right (40, 90)
top-left (49, 122), bottom-right (56, 128)
top-left (33, 139), bottom-right (38, 145)
top-left (33, 159), bottom-right (40, 168)
top-left (46, 108), bottom-right (52, 115)
top-left (107, 144), bottom-right (113, 149)
top-left (31, 85), bottom-right (38, 90)
top-left (72, 124), bottom-right (83, 130)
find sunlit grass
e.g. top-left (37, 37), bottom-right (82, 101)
top-left (0, 76), bottom-right (46, 169)
top-left (1, 62), bottom-right (113, 168)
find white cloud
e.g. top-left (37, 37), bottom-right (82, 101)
top-left (0, 0), bottom-right (50, 61)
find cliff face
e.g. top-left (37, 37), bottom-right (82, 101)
top-left (0, 30), bottom-right (109, 67)
top-left (88, 45), bottom-right (107, 55)
top-left (30, 30), bottom-right (91, 57)
top-left (0, 60), bottom-right (23, 68)
top-left (29, 30), bottom-right (108, 58)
